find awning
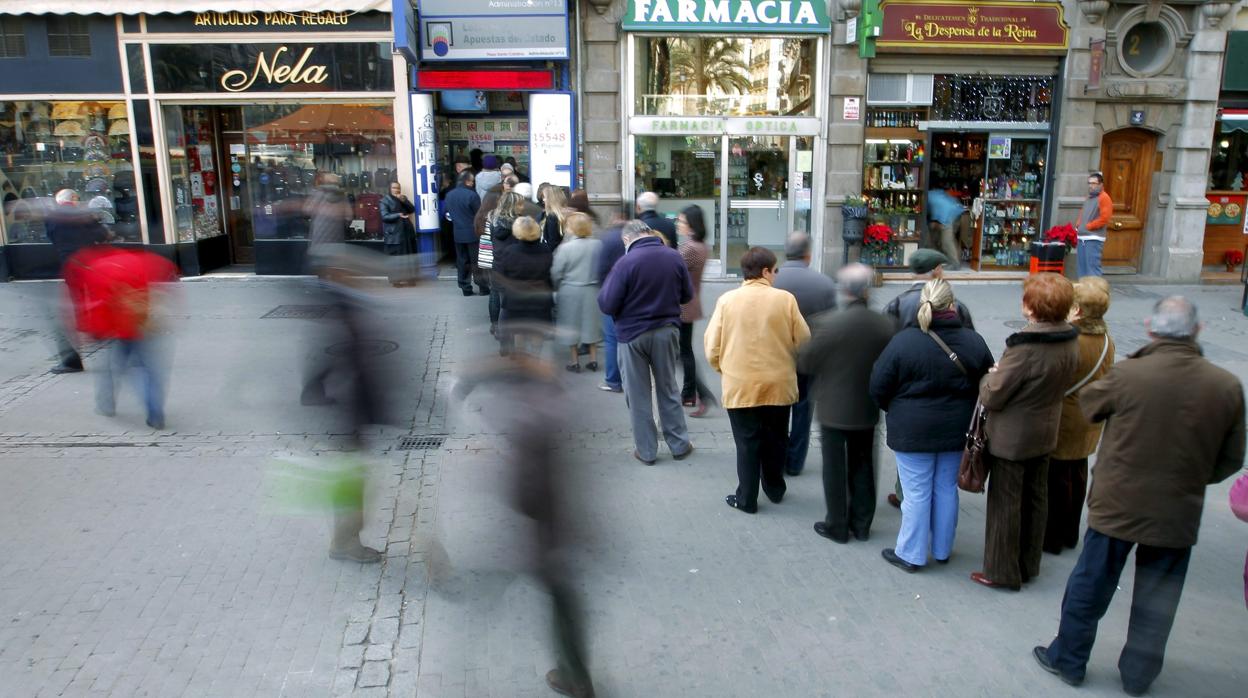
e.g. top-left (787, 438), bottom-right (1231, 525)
top-left (1221, 108), bottom-right (1248, 134)
top-left (1225, 32), bottom-right (1248, 91)
top-left (2, 1), bottom-right (389, 14)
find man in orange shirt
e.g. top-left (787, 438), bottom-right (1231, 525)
top-left (1075, 172), bottom-right (1113, 277)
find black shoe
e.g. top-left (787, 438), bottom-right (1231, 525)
top-left (672, 444), bottom-right (694, 461)
top-left (477, 288), bottom-right (490, 296)
top-left (763, 488), bottom-right (785, 504)
top-left (1032, 646), bottom-right (1083, 687)
top-left (725, 494), bottom-right (757, 514)
top-left (50, 364), bottom-right (84, 374)
top-left (1122, 682), bottom-right (1148, 697)
top-left (633, 450), bottom-right (656, 466)
top-left (813, 522), bottom-right (849, 543)
top-left (585, 361), bottom-right (598, 372)
top-left (785, 467), bottom-right (802, 477)
top-left (882, 548), bottom-right (920, 573)
top-left (851, 529), bottom-right (870, 542)
top-left (461, 288), bottom-right (474, 297)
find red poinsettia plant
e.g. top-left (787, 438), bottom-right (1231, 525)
top-left (1226, 249), bottom-right (1245, 267)
top-left (1043, 223), bottom-right (1079, 251)
top-left (863, 223), bottom-right (893, 251)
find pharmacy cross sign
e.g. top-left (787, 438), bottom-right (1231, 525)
top-left (622, 0), bottom-right (832, 34)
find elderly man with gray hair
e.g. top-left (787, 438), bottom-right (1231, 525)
top-left (772, 231), bottom-right (837, 476)
top-left (1035, 296), bottom-right (1245, 695)
top-left (797, 264), bottom-right (895, 542)
top-left (636, 191), bottom-right (678, 248)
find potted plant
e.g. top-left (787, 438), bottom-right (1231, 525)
top-left (1225, 249), bottom-right (1244, 273)
top-left (1034, 223), bottom-right (1078, 275)
top-left (862, 223), bottom-right (894, 266)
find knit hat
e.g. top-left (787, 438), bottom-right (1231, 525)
top-left (482, 154), bottom-right (500, 169)
top-left (909, 249), bottom-right (950, 274)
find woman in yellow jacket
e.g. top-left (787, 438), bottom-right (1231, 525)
top-left (705, 247), bottom-right (811, 514)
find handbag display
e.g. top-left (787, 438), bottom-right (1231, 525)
top-left (958, 402), bottom-right (989, 493)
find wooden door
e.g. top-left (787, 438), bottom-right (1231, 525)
top-left (216, 107), bottom-right (255, 264)
top-left (1098, 129), bottom-right (1157, 271)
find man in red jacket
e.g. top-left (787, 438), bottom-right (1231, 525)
top-left (1075, 172), bottom-right (1113, 277)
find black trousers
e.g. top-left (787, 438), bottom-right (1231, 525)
top-left (1044, 457), bottom-right (1089, 553)
top-left (1045, 529), bottom-right (1191, 691)
top-left (821, 426), bottom-right (876, 539)
top-left (983, 453), bottom-right (1049, 587)
top-left (678, 322), bottom-right (715, 404)
top-left (727, 405), bottom-right (790, 509)
top-left (454, 242), bottom-right (487, 292)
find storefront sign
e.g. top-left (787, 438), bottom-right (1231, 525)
top-left (529, 93), bottom-right (575, 192)
top-left (629, 117), bottom-right (721, 135)
top-left (1206, 194), bottom-right (1245, 226)
top-left (149, 43), bottom-right (393, 94)
top-left (725, 117), bottom-right (820, 136)
top-left (1088, 38), bottom-right (1105, 90)
top-left (409, 94), bottom-right (441, 233)
top-left (876, 0), bottom-right (1069, 54)
top-left (630, 116), bottom-right (820, 136)
top-left (622, 0), bottom-right (832, 33)
top-left (145, 11), bottom-right (391, 33)
top-left (843, 97), bottom-right (861, 121)
top-left (418, 0), bottom-right (569, 61)
top-left (988, 136), bottom-right (1011, 159)
top-left (445, 119), bottom-right (529, 142)
top-left (469, 132), bottom-right (495, 152)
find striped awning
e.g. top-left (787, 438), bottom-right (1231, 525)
top-left (1221, 108), bottom-right (1248, 134)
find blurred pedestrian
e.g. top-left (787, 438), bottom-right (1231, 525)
top-left (800, 264), bottom-right (894, 543)
top-left (636, 192), bottom-right (676, 248)
top-left (446, 171), bottom-right (486, 297)
top-left (305, 172), bottom-right (351, 257)
top-left (381, 181), bottom-right (417, 286)
top-left (495, 216), bottom-right (554, 357)
top-left (772, 231), bottom-right (836, 475)
top-left (675, 205), bottom-right (717, 416)
top-left (513, 182), bottom-right (545, 219)
top-left (594, 209), bottom-right (630, 394)
top-left (869, 278), bottom-right (993, 568)
top-left (705, 247), bottom-right (810, 513)
top-left (62, 246), bottom-right (177, 430)
top-left (551, 212), bottom-right (602, 372)
top-left (475, 174), bottom-right (518, 244)
top-left (567, 190), bottom-right (598, 226)
top-left (483, 191), bottom-right (526, 341)
top-left (47, 188), bottom-right (109, 374)
top-left (598, 221), bottom-right (694, 465)
top-left (1044, 277), bottom-right (1115, 554)
top-left (972, 273), bottom-right (1080, 591)
top-left (540, 185), bottom-right (568, 251)
top-left (1035, 296), bottom-right (1245, 693)
top-left (1231, 473), bottom-right (1248, 609)
top-left (882, 248), bottom-right (974, 507)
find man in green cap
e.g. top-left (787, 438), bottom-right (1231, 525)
top-left (881, 249), bottom-right (976, 507)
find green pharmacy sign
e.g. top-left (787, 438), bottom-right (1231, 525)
top-left (622, 0), bottom-right (833, 33)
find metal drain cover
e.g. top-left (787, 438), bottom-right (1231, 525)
top-left (1004, 320), bottom-right (1028, 329)
top-left (326, 340), bottom-right (399, 357)
top-left (397, 435), bottom-right (447, 451)
top-left (262, 304), bottom-right (332, 319)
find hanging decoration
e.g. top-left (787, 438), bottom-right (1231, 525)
top-left (931, 75), bottom-right (1054, 123)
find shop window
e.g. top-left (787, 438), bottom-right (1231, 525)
top-left (0, 17), bottom-right (25, 58)
top-left (1208, 122), bottom-right (1248, 191)
top-left (930, 75), bottom-right (1053, 123)
top-left (46, 16), bottom-right (91, 58)
top-left (1, 101), bottom-right (138, 244)
top-left (634, 36), bottom-right (815, 117)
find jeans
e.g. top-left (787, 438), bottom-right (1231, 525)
top-left (726, 405), bottom-right (790, 509)
top-left (893, 450), bottom-right (962, 566)
top-left (618, 325), bottom-right (690, 462)
top-left (677, 322), bottom-right (715, 404)
top-left (785, 374), bottom-right (813, 474)
top-left (601, 314), bottom-right (621, 389)
top-left (1076, 239), bottom-right (1104, 277)
top-left (821, 427), bottom-right (876, 539)
top-left (96, 338), bottom-right (164, 424)
top-left (1045, 529), bottom-right (1192, 690)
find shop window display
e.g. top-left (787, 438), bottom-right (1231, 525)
top-left (1, 100), bottom-right (138, 244)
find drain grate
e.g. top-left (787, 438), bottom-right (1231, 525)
top-left (262, 304), bottom-right (333, 319)
top-left (396, 434), bottom-right (448, 451)
top-left (326, 339), bottom-right (399, 357)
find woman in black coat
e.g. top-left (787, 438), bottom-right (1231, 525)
top-left (494, 215), bottom-right (554, 357)
top-left (870, 278), bottom-right (994, 573)
top-left (380, 182), bottom-right (417, 286)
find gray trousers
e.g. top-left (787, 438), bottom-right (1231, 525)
top-left (618, 324), bottom-right (691, 462)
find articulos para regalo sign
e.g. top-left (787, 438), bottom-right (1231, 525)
top-left (622, 0), bottom-right (832, 33)
top-left (877, 0), bottom-right (1069, 54)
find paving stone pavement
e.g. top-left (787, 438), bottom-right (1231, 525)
top-left (0, 277), bottom-right (1245, 697)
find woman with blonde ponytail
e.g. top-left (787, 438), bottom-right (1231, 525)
top-left (870, 278), bottom-right (994, 573)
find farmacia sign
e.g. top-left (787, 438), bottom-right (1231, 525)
top-left (622, 0), bottom-right (832, 33)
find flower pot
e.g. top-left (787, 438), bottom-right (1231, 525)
top-left (841, 214), bottom-right (867, 244)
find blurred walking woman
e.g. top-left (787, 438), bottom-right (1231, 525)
top-left (1044, 277), bottom-right (1115, 554)
top-left (677, 205), bottom-right (718, 416)
top-left (870, 279), bottom-right (993, 571)
top-left (551, 212), bottom-right (603, 372)
top-left (973, 273), bottom-right (1080, 591)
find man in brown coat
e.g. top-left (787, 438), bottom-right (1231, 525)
top-left (1034, 296), bottom-right (1246, 696)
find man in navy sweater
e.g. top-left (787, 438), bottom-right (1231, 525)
top-left (598, 221), bottom-right (695, 465)
top-left (444, 171), bottom-right (485, 296)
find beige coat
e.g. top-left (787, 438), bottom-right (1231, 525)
top-left (704, 278), bottom-right (810, 409)
top-left (1051, 323), bottom-right (1115, 460)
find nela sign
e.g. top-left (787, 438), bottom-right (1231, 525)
top-left (877, 0), bottom-right (1069, 54)
top-left (622, 0), bottom-right (831, 34)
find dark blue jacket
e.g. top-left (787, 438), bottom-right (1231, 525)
top-left (638, 210), bottom-right (678, 248)
top-left (869, 316), bottom-right (994, 453)
top-left (597, 236), bottom-right (693, 343)
top-left (596, 222), bottom-right (626, 282)
top-left (444, 184), bottom-right (480, 243)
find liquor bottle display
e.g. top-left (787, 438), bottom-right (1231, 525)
top-left (979, 137), bottom-right (1048, 268)
top-left (861, 138), bottom-right (925, 266)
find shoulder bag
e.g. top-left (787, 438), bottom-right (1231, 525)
top-left (925, 330), bottom-right (990, 493)
top-left (1063, 335), bottom-right (1110, 397)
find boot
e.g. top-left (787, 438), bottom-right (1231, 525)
top-left (329, 509), bottom-right (383, 563)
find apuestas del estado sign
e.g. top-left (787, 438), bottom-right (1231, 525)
top-left (621, 0), bottom-right (832, 34)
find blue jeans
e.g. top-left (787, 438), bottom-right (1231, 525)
top-left (1045, 529), bottom-right (1191, 690)
top-left (1076, 239), bottom-right (1104, 277)
top-left (893, 450), bottom-right (962, 566)
top-left (96, 338), bottom-right (164, 424)
top-left (784, 373), bottom-right (812, 474)
top-left (601, 313), bottom-right (621, 389)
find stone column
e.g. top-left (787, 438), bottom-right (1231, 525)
top-left (822, 8), bottom-right (869, 275)
top-left (579, 1), bottom-right (624, 220)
